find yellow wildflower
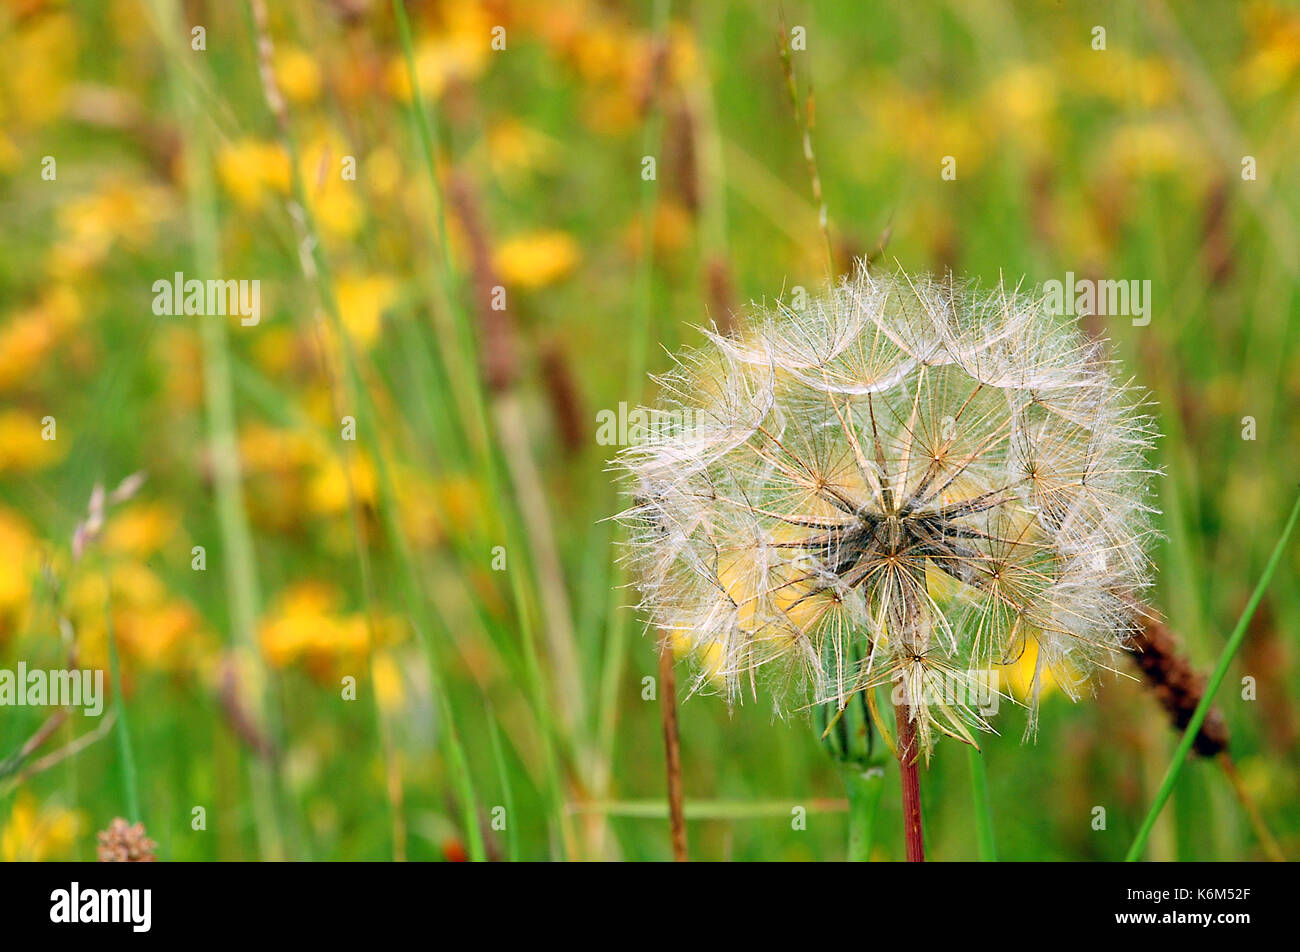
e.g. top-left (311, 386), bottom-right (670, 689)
top-left (335, 273), bottom-right (397, 348)
top-left (308, 453), bottom-right (377, 516)
top-left (259, 582), bottom-right (372, 678)
top-left (68, 562), bottom-right (208, 671)
top-left (299, 137), bottom-right (362, 239)
top-left (0, 507), bottom-right (37, 640)
top-left (47, 181), bottom-right (173, 278)
top-left (104, 503), bottom-right (180, 559)
top-left (274, 45), bottom-right (323, 104)
top-left (372, 650), bottom-right (405, 714)
top-left (1100, 120), bottom-right (1205, 178)
top-left (384, 5), bottom-right (492, 102)
top-left (495, 231), bottom-right (580, 289)
top-left (1, 794), bottom-right (85, 862)
top-left (0, 286), bottom-right (81, 390)
top-left (216, 139), bottom-right (292, 209)
top-left (0, 12), bottom-right (76, 127)
top-left (0, 410), bottom-right (64, 472)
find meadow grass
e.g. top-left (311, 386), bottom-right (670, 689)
top-left (0, 0), bottom-right (1296, 863)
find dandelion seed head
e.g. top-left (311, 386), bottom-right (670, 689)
top-left (616, 266), bottom-right (1158, 756)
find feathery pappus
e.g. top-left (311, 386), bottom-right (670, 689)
top-left (615, 265), bottom-right (1159, 757)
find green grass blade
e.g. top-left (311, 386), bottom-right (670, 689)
top-left (1126, 487), bottom-right (1300, 861)
top-left (843, 765), bottom-right (886, 861)
top-left (104, 567), bottom-right (140, 824)
top-left (487, 712), bottom-right (518, 862)
top-left (967, 746), bottom-right (997, 861)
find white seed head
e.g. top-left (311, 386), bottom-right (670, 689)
top-left (616, 266), bottom-right (1158, 756)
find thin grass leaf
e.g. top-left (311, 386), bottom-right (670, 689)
top-left (1126, 487), bottom-right (1300, 861)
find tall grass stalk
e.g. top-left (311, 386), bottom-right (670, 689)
top-left (488, 711), bottom-right (519, 862)
top-left (967, 748), bottom-right (997, 861)
top-left (242, 0), bottom-right (492, 861)
top-left (391, 0), bottom-right (577, 858)
top-left (104, 569), bottom-right (140, 824)
top-left (843, 766), bottom-right (885, 861)
top-left (596, 0), bottom-right (672, 853)
top-left (1126, 488), bottom-right (1300, 861)
top-left (150, 0), bottom-right (286, 860)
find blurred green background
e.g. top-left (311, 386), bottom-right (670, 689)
top-left (1, 0), bottom-right (1297, 861)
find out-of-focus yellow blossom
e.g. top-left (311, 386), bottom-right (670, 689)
top-left (365, 146), bottom-right (404, 200)
top-left (0, 507), bottom-right (37, 641)
top-left (275, 45), bottom-right (323, 104)
top-left (335, 273), bottom-right (397, 347)
top-left (0, 286), bottom-right (81, 390)
top-left (104, 503), bottom-right (180, 558)
top-left (495, 230), bottom-right (580, 289)
top-left (671, 629), bottom-right (725, 684)
top-left (486, 119), bottom-right (560, 181)
top-left (667, 24), bottom-right (701, 85)
top-left (867, 76), bottom-right (987, 176)
top-left (0, 794), bottom-right (84, 862)
top-left (239, 422), bottom-right (321, 474)
top-left (654, 201), bottom-right (692, 255)
top-left (299, 137), bottom-right (362, 239)
top-left (0, 409), bottom-right (65, 472)
top-left (432, 473), bottom-right (484, 533)
top-left (583, 88), bottom-right (640, 136)
top-left (982, 65), bottom-right (1057, 146)
top-left (69, 561), bottom-right (209, 671)
top-left (0, 12), bottom-right (76, 128)
top-left (109, 0), bottom-right (155, 59)
top-left (259, 582), bottom-right (379, 678)
top-left (156, 327), bottom-right (204, 410)
top-left (301, 381), bottom-right (343, 431)
top-left (392, 467), bottom-right (442, 547)
top-left (385, 4), bottom-right (492, 102)
top-left (997, 636), bottom-right (1062, 702)
top-left (1055, 197), bottom-right (1110, 265)
top-left (120, 601), bottom-right (204, 670)
top-left (924, 563), bottom-right (1060, 702)
top-left (372, 650), bottom-right (405, 714)
top-left (217, 139), bottom-right (292, 210)
top-left (571, 23), bottom-right (632, 84)
top-left (532, 11), bottom-right (661, 136)
top-left (250, 325), bottom-right (300, 378)
top-left (0, 132), bottom-right (18, 173)
top-left (236, 422), bottom-right (327, 531)
top-left (1100, 120), bottom-right (1206, 179)
top-left (308, 453), bottom-right (377, 516)
top-left (1237, 2), bottom-right (1300, 97)
top-left (47, 181), bottom-right (173, 278)
top-left (1068, 49), bottom-right (1177, 108)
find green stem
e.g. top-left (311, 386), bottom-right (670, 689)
top-left (967, 746), bottom-right (997, 861)
top-left (842, 765), bottom-right (886, 861)
top-left (104, 567), bottom-right (140, 824)
top-left (391, 0), bottom-right (571, 858)
top-left (1126, 488), bottom-right (1300, 861)
top-left (149, 0), bottom-right (289, 860)
top-left (487, 713), bottom-right (518, 862)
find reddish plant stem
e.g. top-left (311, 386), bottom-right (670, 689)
top-left (658, 642), bottom-right (688, 861)
top-left (894, 702), bottom-right (925, 862)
